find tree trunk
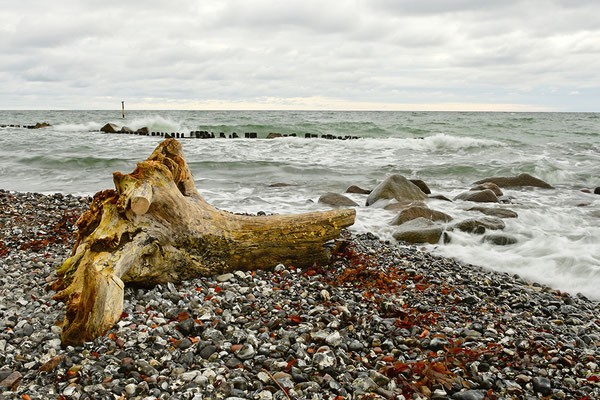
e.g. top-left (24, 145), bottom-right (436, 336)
top-left (50, 139), bottom-right (355, 346)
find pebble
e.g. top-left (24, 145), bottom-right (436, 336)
top-left (0, 190), bottom-right (599, 400)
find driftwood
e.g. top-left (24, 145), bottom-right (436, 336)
top-left (51, 139), bottom-right (355, 345)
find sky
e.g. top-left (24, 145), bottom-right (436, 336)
top-left (1, 0), bottom-right (599, 111)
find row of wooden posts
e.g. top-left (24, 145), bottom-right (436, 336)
top-left (107, 129), bottom-right (361, 140)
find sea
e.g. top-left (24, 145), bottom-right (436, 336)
top-left (0, 110), bottom-right (598, 299)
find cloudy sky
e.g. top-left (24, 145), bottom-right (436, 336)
top-left (1, 0), bottom-right (598, 111)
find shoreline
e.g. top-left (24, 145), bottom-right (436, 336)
top-left (1, 190), bottom-right (599, 399)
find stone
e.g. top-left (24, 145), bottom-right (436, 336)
top-left (532, 376), bottom-right (552, 396)
top-left (366, 175), bottom-right (428, 206)
top-left (0, 371), bottom-right (22, 389)
top-left (409, 179), bottom-right (431, 194)
top-left (429, 194), bottom-right (453, 202)
top-left (33, 122), bottom-right (51, 129)
top-left (325, 331), bottom-right (343, 347)
top-left (269, 183), bottom-right (294, 187)
top-left (135, 127), bottom-right (149, 135)
top-left (351, 376), bottom-right (377, 393)
top-left (120, 126), bottom-right (133, 134)
top-left (453, 217), bottom-right (505, 233)
top-left (483, 234), bottom-right (518, 246)
top-left (313, 349), bottom-right (336, 371)
top-left (39, 355), bottom-right (65, 372)
top-left (451, 390), bottom-right (487, 400)
top-left (266, 133), bottom-right (283, 139)
top-left (237, 344), bottom-right (256, 360)
top-left (429, 337), bottom-right (449, 351)
top-left (595, 187), bottom-right (600, 195)
top-left (392, 217), bottom-right (443, 244)
top-left (383, 200), bottom-right (426, 211)
top-left (470, 182), bottom-right (503, 196)
top-left (318, 193), bottom-right (359, 207)
top-left (346, 185), bottom-right (371, 194)
top-left (474, 173), bottom-right (553, 189)
top-left (199, 344), bottom-right (217, 359)
top-left (454, 189), bottom-right (499, 203)
top-left (467, 206), bottom-right (518, 218)
top-left (390, 206), bottom-right (452, 226)
top-left (216, 273), bottom-right (234, 282)
top-left (124, 383), bottom-right (136, 396)
top-left (100, 123), bottom-right (120, 133)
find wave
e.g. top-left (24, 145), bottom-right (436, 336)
top-left (53, 115), bottom-right (184, 134)
top-left (18, 155), bottom-right (130, 169)
top-left (358, 133), bottom-right (504, 152)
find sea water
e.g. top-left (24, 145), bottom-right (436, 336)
top-left (0, 110), bottom-right (598, 299)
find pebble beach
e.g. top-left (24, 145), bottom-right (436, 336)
top-left (1, 189), bottom-right (599, 400)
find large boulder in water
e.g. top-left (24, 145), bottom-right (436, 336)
top-left (392, 217), bottom-right (443, 244)
top-left (383, 200), bottom-right (426, 211)
top-left (33, 122), bottom-right (51, 129)
top-left (595, 187), bottom-right (600, 195)
top-left (474, 173), bottom-right (553, 189)
top-left (390, 206), bottom-right (452, 226)
top-left (470, 182), bottom-right (503, 197)
top-left (120, 126), bottom-right (133, 134)
top-left (453, 217), bottom-right (505, 234)
top-left (366, 175), bottom-right (428, 206)
top-left (483, 234), bottom-right (517, 246)
top-left (135, 127), bottom-right (149, 135)
top-left (454, 189), bottom-right (499, 203)
top-left (318, 193), bottom-right (358, 207)
top-left (266, 133), bottom-right (283, 139)
top-left (100, 123), bottom-right (120, 133)
top-left (346, 185), bottom-right (371, 195)
top-left (467, 206), bottom-right (518, 218)
top-left (409, 179), bottom-right (431, 195)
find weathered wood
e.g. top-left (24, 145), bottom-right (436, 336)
top-left (51, 139), bottom-right (355, 346)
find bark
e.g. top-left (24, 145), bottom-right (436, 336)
top-left (51, 139), bottom-right (355, 346)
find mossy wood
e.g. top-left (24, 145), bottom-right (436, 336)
top-left (51, 139), bottom-right (355, 346)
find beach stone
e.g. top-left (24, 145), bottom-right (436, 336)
top-left (453, 217), bottom-right (505, 233)
top-left (120, 126), bottom-right (133, 134)
top-left (429, 337), bottom-right (449, 351)
top-left (266, 132), bottom-right (283, 138)
top-left (269, 182), bottom-right (294, 187)
top-left (125, 383), bottom-right (136, 396)
top-left (467, 206), bottom-right (518, 218)
top-left (594, 187), bottom-right (600, 194)
top-left (366, 175), bottom-right (428, 206)
top-left (532, 377), bottom-right (552, 396)
top-left (483, 234), bottom-right (517, 246)
top-left (237, 344), bottom-right (256, 360)
top-left (392, 217), bottom-right (443, 244)
top-left (383, 200), bottom-right (426, 211)
top-left (474, 173), bottom-right (553, 189)
top-left (351, 376), bottom-right (377, 393)
top-left (346, 185), bottom-right (371, 194)
top-left (318, 193), bottom-right (358, 207)
top-left (100, 123), bottom-right (120, 133)
top-left (409, 179), bottom-right (431, 194)
top-left (451, 390), bottom-right (487, 400)
top-left (135, 127), bottom-right (149, 135)
top-left (0, 371), bottom-right (22, 389)
top-left (199, 344), bottom-right (217, 359)
top-left (454, 189), bottom-right (499, 203)
top-left (390, 206), bottom-right (452, 226)
top-left (470, 182), bottom-right (503, 196)
top-left (429, 194), bottom-right (453, 201)
top-left (33, 122), bottom-right (51, 129)
top-left (313, 349), bottom-right (336, 371)
top-left (216, 273), bottom-right (234, 282)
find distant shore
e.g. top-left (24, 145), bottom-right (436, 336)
top-left (1, 189), bottom-right (599, 399)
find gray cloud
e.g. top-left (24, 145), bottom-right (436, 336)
top-left (0, 0), bottom-right (598, 110)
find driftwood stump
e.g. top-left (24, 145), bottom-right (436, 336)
top-left (51, 139), bottom-right (355, 345)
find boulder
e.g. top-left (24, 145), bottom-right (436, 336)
top-left (392, 217), bottom-right (443, 244)
top-left (429, 194), bottom-right (453, 202)
top-left (266, 133), bottom-right (283, 139)
top-left (595, 187), bottom-right (600, 195)
top-left (135, 127), bottom-right (149, 135)
top-left (366, 175), bottom-right (428, 206)
top-left (383, 200), bottom-right (426, 211)
top-left (120, 126), bottom-right (133, 134)
top-left (390, 206), bottom-right (452, 226)
top-left (454, 189), bottom-right (499, 203)
top-left (318, 193), bottom-right (358, 207)
top-left (483, 234), bottom-right (517, 246)
top-left (100, 123), bottom-right (120, 133)
top-left (467, 206), bottom-right (518, 219)
top-left (346, 185), bottom-right (371, 195)
top-left (33, 122), bottom-right (51, 129)
top-left (474, 173), bottom-right (553, 189)
top-left (269, 183), bottom-right (294, 187)
top-left (453, 217), bottom-right (505, 234)
top-left (409, 179), bottom-right (431, 195)
top-left (470, 182), bottom-right (503, 197)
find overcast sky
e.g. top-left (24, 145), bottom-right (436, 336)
top-left (1, 1), bottom-right (598, 111)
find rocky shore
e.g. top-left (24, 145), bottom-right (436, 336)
top-left (1, 190), bottom-right (599, 400)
